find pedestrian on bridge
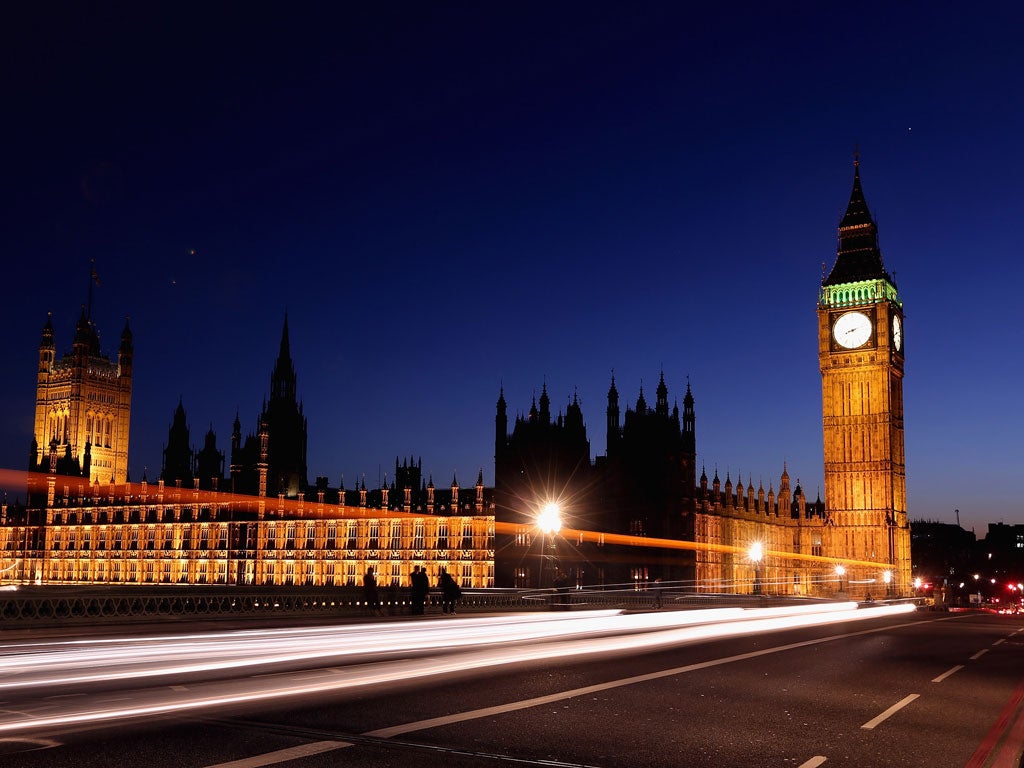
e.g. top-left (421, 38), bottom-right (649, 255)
top-left (438, 568), bottom-right (461, 614)
top-left (363, 567), bottom-right (381, 615)
top-left (410, 566), bottom-right (429, 615)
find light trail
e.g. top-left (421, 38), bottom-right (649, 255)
top-left (0, 603), bottom-right (915, 737)
top-left (0, 605), bottom-right (837, 689)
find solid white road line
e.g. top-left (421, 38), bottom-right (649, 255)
top-left (861, 694), bottom-right (919, 730)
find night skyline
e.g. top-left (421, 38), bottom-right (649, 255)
top-left (5, 4), bottom-right (1023, 534)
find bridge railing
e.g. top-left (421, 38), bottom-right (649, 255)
top-left (0, 584), bottom-right (802, 627)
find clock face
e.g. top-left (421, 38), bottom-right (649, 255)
top-left (833, 311), bottom-right (873, 349)
top-left (892, 315), bottom-right (903, 351)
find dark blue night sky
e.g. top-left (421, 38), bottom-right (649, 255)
top-left (4, 3), bottom-right (1023, 533)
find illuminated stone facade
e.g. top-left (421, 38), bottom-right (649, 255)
top-left (30, 310), bottom-right (133, 487)
top-left (691, 466), bottom-right (828, 595)
top-left (817, 159), bottom-right (911, 595)
top-left (5, 480), bottom-right (494, 588)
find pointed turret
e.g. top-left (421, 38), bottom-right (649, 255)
top-left (824, 157), bottom-right (892, 286)
top-left (195, 424), bottom-right (225, 491)
top-left (161, 398), bottom-right (193, 487)
top-left (606, 374), bottom-right (620, 454)
top-left (496, 385), bottom-right (507, 457)
top-left (39, 313), bottom-right (55, 374)
top-left (682, 379), bottom-right (695, 454)
top-left (636, 385), bottom-right (647, 414)
top-left (565, 389), bottom-right (584, 433)
top-left (73, 306), bottom-right (92, 360)
top-left (655, 371), bottom-right (669, 417)
top-left (118, 317), bottom-right (133, 377)
top-left (539, 382), bottom-right (551, 424)
top-left (270, 314), bottom-right (297, 402)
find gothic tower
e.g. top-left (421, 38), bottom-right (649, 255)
top-left (262, 315), bottom-right (308, 497)
top-left (818, 157), bottom-right (910, 594)
top-left (161, 399), bottom-right (194, 487)
top-left (225, 317), bottom-right (308, 498)
top-left (31, 309), bottom-right (133, 485)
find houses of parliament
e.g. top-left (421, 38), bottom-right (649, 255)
top-left (1, 162), bottom-right (911, 597)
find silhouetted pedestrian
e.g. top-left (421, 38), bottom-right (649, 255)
top-left (438, 567), bottom-right (461, 614)
top-left (363, 567), bottom-right (381, 614)
top-left (410, 566), bottom-right (429, 615)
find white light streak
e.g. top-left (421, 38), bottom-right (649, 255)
top-left (0, 603), bottom-right (914, 737)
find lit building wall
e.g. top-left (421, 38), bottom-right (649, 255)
top-left (29, 482), bottom-right (494, 589)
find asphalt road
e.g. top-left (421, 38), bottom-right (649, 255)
top-left (2, 606), bottom-right (1022, 768)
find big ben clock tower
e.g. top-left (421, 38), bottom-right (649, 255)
top-left (818, 157), bottom-right (910, 595)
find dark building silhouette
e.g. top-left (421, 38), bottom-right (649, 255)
top-left (159, 399), bottom-right (227, 491)
top-left (494, 374), bottom-right (698, 588)
top-left (910, 520), bottom-right (977, 587)
top-left (599, 373), bottom-right (696, 543)
top-left (229, 316), bottom-right (309, 498)
top-left (979, 523), bottom-right (1024, 596)
top-left (161, 400), bottom-right (194, 488)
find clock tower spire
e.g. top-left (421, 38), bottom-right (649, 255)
top-left (818, 157), bottom-right (909, 596)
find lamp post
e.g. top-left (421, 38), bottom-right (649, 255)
top-left (537, 501), bottom-right (562, 589)
top-left (883, 569), bottom-right (892, 597)
top-left (749, 542), bottom-right (763, 595)
top-left (885, 511), bottom-right (896, 596)
top-left (835, 564), bottom-right (846, 596)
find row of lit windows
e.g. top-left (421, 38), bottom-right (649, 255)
top-left (40, 559), bottom-right (494, 589)
top-left (35, 521), bottom-right (494, 553)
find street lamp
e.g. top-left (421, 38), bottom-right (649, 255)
top-left (885, 511), bottom-right (896, 596)
top-left (749, 542), bottom-right (763, 595)
top-left (883, 569), bottom-right (892, 596)
top-left (537, 502), bottom-right (562, 589)
top-left (835, 564), bottom-right (846, 595)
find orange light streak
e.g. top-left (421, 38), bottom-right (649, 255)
top-left (3, 468), bottom-right (890, 570)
